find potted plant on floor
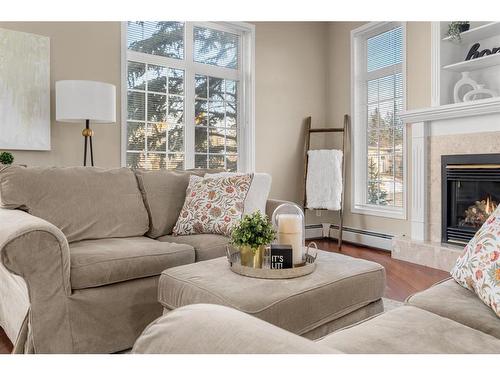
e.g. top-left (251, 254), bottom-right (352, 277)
top-left (231, 211), bottom-right (275, 269)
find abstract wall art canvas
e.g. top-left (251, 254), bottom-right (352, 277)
top-left (0, 28), bottom-right (50, 150)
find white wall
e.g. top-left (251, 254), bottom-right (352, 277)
top-left (253, 22), bottom-right (329, 202)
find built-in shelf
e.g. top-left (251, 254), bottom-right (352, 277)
top-left (435, 21), bottom-right (500, 106)
top-left (442, 52), bottom-right (500, 72)
top-left (443, 22), bottom-right (500, 44)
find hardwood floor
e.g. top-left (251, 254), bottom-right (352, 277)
top-left (0, 327), bottom-right (12, 354)
top-left (0, 239), bottom-right (449, 354)
top-left (308, 239), bottom-right (449, 301)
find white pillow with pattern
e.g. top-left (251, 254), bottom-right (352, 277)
top-left (451, 206), bottom-right (500, 317)
top-left (172, 174), bottom-right (252, 237)
top-left (204, 172), bottom-right (271, 216)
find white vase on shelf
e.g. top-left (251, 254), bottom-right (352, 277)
top-left (453, 71), bottom-right (479, 103)
top-left (463, 84), bottom-right (498, 102)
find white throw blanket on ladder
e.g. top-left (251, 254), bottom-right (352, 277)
top-left (306, 149), bottom-right (343, 210)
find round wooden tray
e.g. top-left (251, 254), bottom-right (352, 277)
top-left (226, 244), bottom-right (318, 279)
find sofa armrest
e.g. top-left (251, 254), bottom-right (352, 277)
top-left (0, 208), bottom-right (71, 296)
top-left (132, 304), bottom-right (338, 354)
top-left (265, 199), bottom-right (298, 218)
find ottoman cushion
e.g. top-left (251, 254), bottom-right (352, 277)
top-left (158, 250), bottom-right (385, 336)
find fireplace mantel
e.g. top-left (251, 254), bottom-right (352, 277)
top-left (400, 97), bottom-right (500, 123)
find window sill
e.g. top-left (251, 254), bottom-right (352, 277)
top-left (351, 203), bottom-right (407, 220)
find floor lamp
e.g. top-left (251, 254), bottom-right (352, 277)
top-left (56, 80), bottom-right (116, 166)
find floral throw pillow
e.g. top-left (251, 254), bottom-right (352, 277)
top-left (451, 206), bottom-right (500, 317)
top-left (172, 174), bottom-right (253, 237)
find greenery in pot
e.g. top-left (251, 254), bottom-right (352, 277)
top-left (0, 152), bottom-right (14, 165)
top-left (446, 22), bottom-right (470, 41)
top-left (231, 211), bottom-right (275, 268)
top-left (231, 211), bottom-right (276, 251)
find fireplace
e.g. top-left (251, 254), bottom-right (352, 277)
top-left (442, 154), bottom-right (500, 245)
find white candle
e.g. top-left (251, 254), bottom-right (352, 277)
top-left (277, 214), bottom-right (303, 265)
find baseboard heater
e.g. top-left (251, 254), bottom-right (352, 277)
top-left (305, 224), bottom-right (393, 251)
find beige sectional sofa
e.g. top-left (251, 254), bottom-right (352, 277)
top-left (133, 278), bottom-right (500, 354)
top-left (0, 165), bottom-right (284, 353)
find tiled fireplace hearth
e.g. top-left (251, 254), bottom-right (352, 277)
top-left (392, 101), bottom-right (500, 271)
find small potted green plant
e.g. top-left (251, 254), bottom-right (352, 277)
top-left (446, 22), bottom-right (470, 41)
top-left (0, 151), bottom-right (14, 165)
top-left (231, 211), bottom-right (276, 268)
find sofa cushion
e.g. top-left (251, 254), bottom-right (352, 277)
top-left (319, 306), bottom-right (500, 354)
top-left (134, 169), bottom-right (209, 239)
top-left (406, 278), bottom-right (500, 339)
top-left (132, 304), bottom-right (338, 354)
top-left (157, 234), bottom-right (229, 261)
top-left (0, 166), bottom-right (149, 243)
top-left (70, 237), bottom-right (195, 289)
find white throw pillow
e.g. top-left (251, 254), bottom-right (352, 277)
top-left (205, 172), bottom-right (272, 216)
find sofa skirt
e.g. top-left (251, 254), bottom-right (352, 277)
top-left (0, 262), bottom-right (29, 351)
top-left (1, 273), bottom-right (163, 353)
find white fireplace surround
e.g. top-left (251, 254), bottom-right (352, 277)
top-left (401, 98), bottom-right (500, 244)
top-left (394, 99), bottom-right (500, 271)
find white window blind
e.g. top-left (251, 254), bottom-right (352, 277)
top-left (193, 26), bottom-right (239, 69)
top-left (194, 74), bottom-right (238, 170)
top-left (123, 22), bottom-right (253, 172)
top-left (366, 26), bottom-right (404, 207)
top-left (127, 22), bottom-right (184, 59)
top-left (352, 22), bottom-right (406, 219)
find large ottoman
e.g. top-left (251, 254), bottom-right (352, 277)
top-left (158, 250), bottom-right (386, 339)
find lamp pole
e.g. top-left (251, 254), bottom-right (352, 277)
top-left (82, 119), bottom-right (94, 167)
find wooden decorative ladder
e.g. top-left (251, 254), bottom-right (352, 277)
top-left (303, 114), bottom-right (350, 251)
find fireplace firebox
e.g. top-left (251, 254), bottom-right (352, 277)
top-left (442, 154), bottom-right (500, 245)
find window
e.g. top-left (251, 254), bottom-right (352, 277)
top-left (351, 22), bottom-right (406, 219)
top-left (122, 22), bottom-right (254, 172)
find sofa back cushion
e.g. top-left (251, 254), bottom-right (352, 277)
top-left (134, 169), bottom-right (212, 238)
top-left (0, 166), bottom-right (149, 242)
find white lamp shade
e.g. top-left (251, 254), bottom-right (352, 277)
top-left (56, 80), bottom-right (116, 123)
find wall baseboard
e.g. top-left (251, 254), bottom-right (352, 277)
top-left (305, 224), bottom-right (393, 251)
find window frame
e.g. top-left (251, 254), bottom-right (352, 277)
top-left (120, 21), bottom-right (255, 172)
top-left (351, 21), bottom-right (407, 219)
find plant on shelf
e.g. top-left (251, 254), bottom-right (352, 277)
top-left (0, 151), bottom-right (14, 165)
top-left (231, 211), bottom-right (276, 269)
top-left (446, 22), bottom-right (470, 41)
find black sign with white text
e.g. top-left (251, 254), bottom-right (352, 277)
top-left (270, 245), bottom-right (293, 269)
